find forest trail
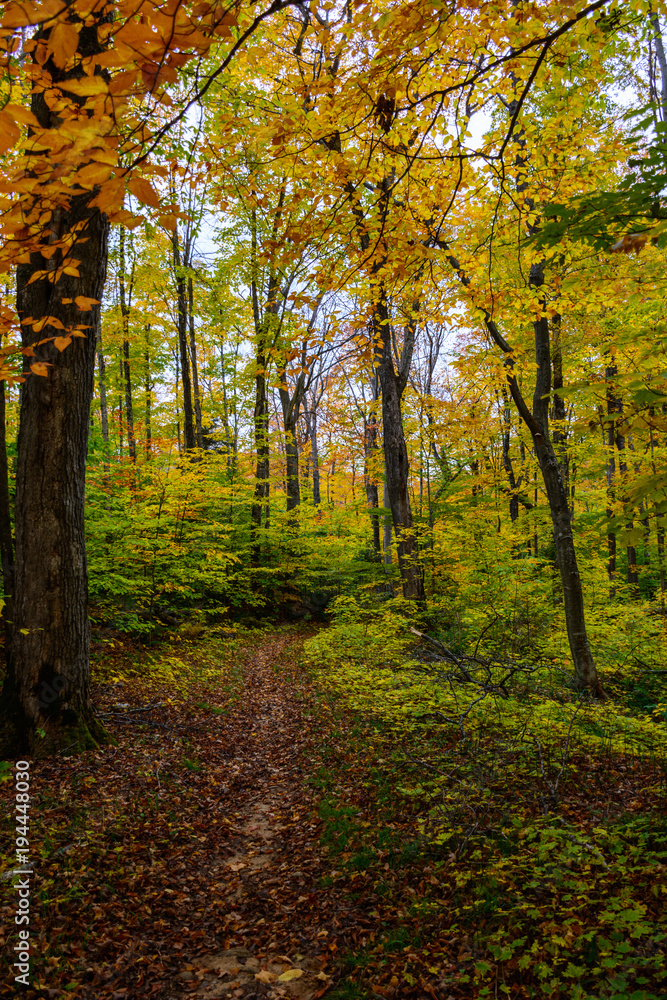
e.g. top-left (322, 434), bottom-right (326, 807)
top-left (2, 627), bottom-right (375, 999)
top-left (177, 630), bottom-right (337, 1000)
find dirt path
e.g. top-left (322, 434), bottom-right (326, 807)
top-left (168, 631), bottom-right (338, 1000)
top-left (1, 627), bottom-right (359, 1000)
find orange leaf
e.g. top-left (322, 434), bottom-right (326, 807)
top-left (128, 176), bottom-right (161, 209)
top-left (60, 76), bottom-right (108, 96)
top-left (1, 0), bottom-right (63, 28)
top-left (3, 103), bottom-right (41, 129)
top-left (30, 362), bottom-right (51, 376)
top-left (47, 22), bottom-right (79, 68)
top-left (159, 213), bottom-right (178, 232)
top-left (74, 296), bottom-right (100, 309)
top-left (53, 336), bottom-right (72, 351)
top-left (108, 69), bottom-right (141, 95)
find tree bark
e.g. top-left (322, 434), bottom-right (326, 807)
top-left (0, 381), bottom-right (14, 662)
top-left (96, 331), bottom-right (110, 473)
top-left (445, 246), bottom-right (604, 697)
top-left (172, 230), bottom-right (196, 450)
top-left (188, 275), bottom-right (205, 449)
top-left (373, 289), bottom-right (423, 599)
top-left (0, 4), bottom-right (112, 754)
top-left (119, 227), bottom-right (136, 462)
top-left (363, 377), bottom-right (382, 558)
top-left (144, 325), bottom-right (152, 460)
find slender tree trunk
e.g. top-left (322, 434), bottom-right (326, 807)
top-left (118, 354), bottom-right (124, 455)
top-left (309, 405), bottom-right (321, 506)
top-left (250, 298), bottom-right (271, 566)
top-left (283, 418), bottom-right (300, 512)
top-left (658, 519), bottom-right (666, 612)
top-left (119, 228), bottom-right (136, 462)
top-left (250, 362), bottom-right (269, 565)
top-left (382, 479), bottom-right (393, 568)
top-left (278, 364), bottom-right (305, 515)
top-left (606, 359), bottom-right (639, 594)
top-left (187, 275), bottom-right (204, 449)
top-left (122, 339), bottom-right (135, 462)
top-left (500, 386), bottom-right (520, 523)
top-left (446, 242), bottom-right (604, 696)
top-left (96, 331), bottom-right (109, 471)
top-left (144, 325), bottom-right (152, 460)
top-left (172, 230), bottom-right (195, 450)
top-left (0, 381), bottom-right (14, 662)
top-left (363, 395), bottom-right (381, 558)
top-left (551, 313), bottom-right (569, 502)
top-left (0, 3), bottom-right (112, 754)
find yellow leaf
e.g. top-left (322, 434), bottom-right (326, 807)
top-left (73, 162), bottom-right (114, 187)
top-left (30, 362), bottom-right (51, 376)
top-left (47, 22), bottom-right (79, 68)
top-left (3, 104), bottom-right (41, 129)
top-left (128, 176), bottom-right (161, 209)
top-left (60, 76), bottom-right (108, 96)
top-left (53, 336), bottom-right (72, 351)
top-left (278, 969), bottom-right (304, 982)
top-left (0, 112), bottom-right (20, 154)
top-left (32, 315), bottom-right (65, 332)
top-left (74, 296), bottom-right (100, 309)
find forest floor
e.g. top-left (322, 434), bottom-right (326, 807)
top-left (1, 623), bottom-right (665, 1000)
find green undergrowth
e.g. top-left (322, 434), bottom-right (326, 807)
top-left (299, 597), bottom-right (667, 999)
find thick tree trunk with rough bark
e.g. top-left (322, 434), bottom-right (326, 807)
top-left (2, 211), bottom-right (110, 755)
top-left (373, 291), bottom-right (423, 599)
top-left (0, 382), bottom-right (14, 661)
top-left (0, 5), bottom-right (113, 755)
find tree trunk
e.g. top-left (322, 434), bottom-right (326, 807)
top-left (373, 290), bottom-right (423, 599)
top-left (277, 362), bottom-right (304, 515)
top-left (364, 417), bottom-right (381, 557)
top-left (172, 231), bottom-right (195, 450)
top-left (187, 275), bottom-right (204, 449)
top-left (500, 386), bottom-right (520, 523)
top-left (446, 243), bottom-right (604, 696)
top-left (119, 227), bottom-right (136, 462)
top-left (96, 331), bottom-right (109, 460)
top-left (144, 325), bottom-right (152, 460)
top-left (122, 339), bottom-right (135, 462)
top-left (551, 313), bottom-right (569, 502)
top-left (606, 359), bottom-right (639, 594)
top-left (283, 419), bottom-right (300, 512)
top-left (0, 5), bottom-right (113, 755)
top-left (0, 381), bottom-right (14, 662)
top-left (306, 392), bottom-right (322, 506)
top-left (0, 16), bottom-right (113, 754)
top-left (658, 519), bottom-right (666, 612)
